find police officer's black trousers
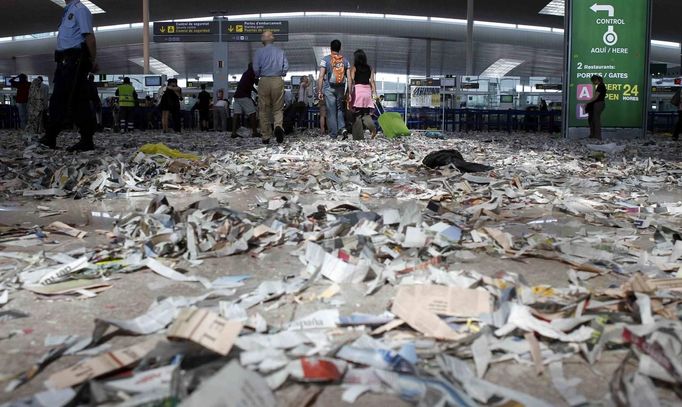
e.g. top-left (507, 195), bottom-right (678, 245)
top-left (45, 52), bottom-right (97, 145)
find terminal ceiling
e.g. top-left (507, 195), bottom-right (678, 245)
top-left (4, 0), bottom-right (681, 41)
top-left (0, 0), bottom-right (680, 77)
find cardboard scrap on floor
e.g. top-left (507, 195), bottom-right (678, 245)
top-left (167, 308), bottom-right (242, 356)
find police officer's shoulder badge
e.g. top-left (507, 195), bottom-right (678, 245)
top-left (68, 13), bottom-right (74, 20)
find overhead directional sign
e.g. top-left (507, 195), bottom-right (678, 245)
top-left (224, 21), bottom-right (289, 42)
top-left (410, 78), bottom-right (441, 87)
top-left (153, 22), bottom-right (219, 42)
top-left (565, 0), bottom-right (651, 132)
top-left (535, 84), bottom-right (563, 90)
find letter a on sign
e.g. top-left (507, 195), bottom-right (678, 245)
top-left (577, 84), bottom-right (593, 101)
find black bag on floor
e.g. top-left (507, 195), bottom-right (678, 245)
top-left (422, 149), bottom-right (494, 173)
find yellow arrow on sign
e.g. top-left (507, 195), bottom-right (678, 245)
top-left (159, 27), bottom-right (166, 33)
top-left (228, 25), bottom-right (234, 32)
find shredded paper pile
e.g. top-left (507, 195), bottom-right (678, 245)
top-left (1, 130), bottom-right (681, 406)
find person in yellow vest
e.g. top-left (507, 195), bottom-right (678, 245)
top-left (115, 77), bottom-right (138, 133)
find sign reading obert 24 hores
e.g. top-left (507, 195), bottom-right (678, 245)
top-left (566, 0), bottom-right (650, 130)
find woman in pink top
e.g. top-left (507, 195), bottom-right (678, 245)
top-left (348, 49), bottom-right (378, 140)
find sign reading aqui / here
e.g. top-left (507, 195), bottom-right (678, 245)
top-left (224, 21), bottom-right (289, 42)
top-left (153, 21), bottom-right (289, 43)
top-left (566, 0), bottom-right (650, 130)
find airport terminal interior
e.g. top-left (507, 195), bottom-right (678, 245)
top-left (1, 0), bottom-right (682, 406)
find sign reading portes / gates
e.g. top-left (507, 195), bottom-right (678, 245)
top-left (565, 0), bottom-right (651, 131)
top-left (153, 22), bottom-right (219, 42)
top-left (224, 21), bottom-right (289, 42)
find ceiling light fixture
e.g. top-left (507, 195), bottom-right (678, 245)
top-left (480, 58), bottom-right (524, 78)
top-left (304, 12), bottom-right (341, 17)
top-left (340, 12), bottom-right (384, 19)
top-left (539, 0), bottom-right (565, 16)
top-left (385, 14), bottom-right (428, 21)
top-left (227, 14), bottom-right (260, 20)
top-left (261, 12), bottom-right (305, 18)
top-left (430, 17), bottom-right (467, 25)
top-left (129, 57), bottom-right (179, 76)
top-left (49, 0), bottom-right (106, 14)
top-left (651, 40), bottom-right (681, 48)
top-left (475, 21), bottom-right (516, 29)
top-left (517, 24), bottom-right (552, 32)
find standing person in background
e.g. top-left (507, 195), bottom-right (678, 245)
top-left (40, 78), bottom-right (50, 132)
top-left (295, 76), bottom-right (311, 131)
top-left (160, 78), bottom-right (181, 133)
top-left (197, 84), bottom-right (211, 131)
top-left (10, 74), bottom-right (30, 130)
top-left (586, 75), bottom-right (606, 140)
top-left (39, 0), bottom-right (98, 151)
top-left (111, 97), bottom-right (120, 132)
top-left (232, 63), bottom-right (260, 139)
top-left (318, 94), bottom-right (327, 135)
top-left (672, 87), bottom-right (682, 141)
top-left (87, 74), bottom-right (102, 131)
top-left (317, 39), bottom-right (351, 139)
top-left (158, 79), bottom-right (171, 133)
top-left (143, 96), bottom-right (155, 130)
top-left (348, 49), bottom-right (378, 140)
top-left (27, 77), bottom-right (49, 135)
top-left (213, 89), bottom-right (229, 133)
top-left (539, 98), bottom-right (548, 111)
top-left (169, 79), bottom-right (183, 133)
top-left (253, 30), bottom-right (289, 144)
top-left (115, 77), bottom-right (138, 133)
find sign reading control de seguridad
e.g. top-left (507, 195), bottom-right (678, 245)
top-left (153, 21), bottom-right (289, 43)
top-left (153, 22), bottom-right (219, 42)
top-left (566, 0), bottom-right (650, 129)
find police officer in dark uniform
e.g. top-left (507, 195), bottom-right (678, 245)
top-left (39, 0), bottom-right (98, 152)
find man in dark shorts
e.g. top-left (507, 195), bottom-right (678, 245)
top-left (232, 63), bottom-right (260, 138)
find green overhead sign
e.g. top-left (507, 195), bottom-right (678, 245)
top-left (566, 0), bottom-right (651, 130)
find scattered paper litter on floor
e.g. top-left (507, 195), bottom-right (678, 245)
top-left (1, 130), bottom-right (682, 406)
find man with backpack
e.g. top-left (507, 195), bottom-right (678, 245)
top-left (317, 39), bottom-right (351, 139)
top-left (673, 87), bottom-right (681, 141)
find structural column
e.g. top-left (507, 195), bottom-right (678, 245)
top-left (425, 39), bottom-right (432, 78)
top-left (466, 0), bottom-right (474, 76)
top-left (142, 0), bottom-right (150, 74)
top-left (213, 19), bottom-right (229, 98)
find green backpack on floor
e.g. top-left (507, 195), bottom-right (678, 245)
top-left (378, 112), bottom-right (411, 138)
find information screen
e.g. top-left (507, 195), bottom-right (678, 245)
top-left (500, 95), bottom-right (514, 104)
top-left (145, 76), bottom-right (162, 87)
top-left (383, 93), bottom-right (398, 102)
top-left (567, 0), bottom-right (650, 128)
